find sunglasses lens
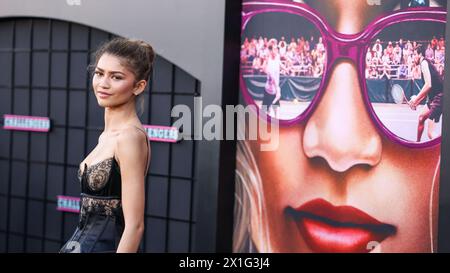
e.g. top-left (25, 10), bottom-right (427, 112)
top-left (241, 12), bottom-right (325, 121)
top-left (365, 20), bottom-right (445, 143)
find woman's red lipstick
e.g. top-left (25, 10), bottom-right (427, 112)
top-left (286, 198), bottom-right (396, 253)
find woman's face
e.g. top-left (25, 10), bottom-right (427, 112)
top-left (248, 0), bottom-right (441, 252)
top-left (92, 53), bottom-right (138, 108)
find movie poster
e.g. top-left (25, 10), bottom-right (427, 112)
top-left (234, 0), bottom-right (446, 252)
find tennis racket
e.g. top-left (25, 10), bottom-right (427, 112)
top-left (391, 84), bottom-right (408, 104)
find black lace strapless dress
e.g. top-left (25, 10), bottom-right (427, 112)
top-left (59, 157), bottom-right (125, 253)
top-left (60, 128), bottom-right (149, 253)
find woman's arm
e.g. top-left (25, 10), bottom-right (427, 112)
top-left (115, 128), bottom-right (149, 253)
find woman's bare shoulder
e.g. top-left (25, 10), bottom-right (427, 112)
top-left (115, 125), bottom-right (147, 146)
top-left (113, 125), bottom-right (148, 162)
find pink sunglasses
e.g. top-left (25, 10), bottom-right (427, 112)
top-left (240, 1), bottom-right (446, 147)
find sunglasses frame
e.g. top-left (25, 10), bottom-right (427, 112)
top-left (240, 1), bottom-right (446, 148)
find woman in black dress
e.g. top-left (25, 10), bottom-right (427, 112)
top-left (60, 37), bottom-right (153, 253)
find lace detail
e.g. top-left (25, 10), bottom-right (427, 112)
top-left (80, 195), bottom-right (122, 217)
top-left (82, 157), bottom-right (114, 191)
